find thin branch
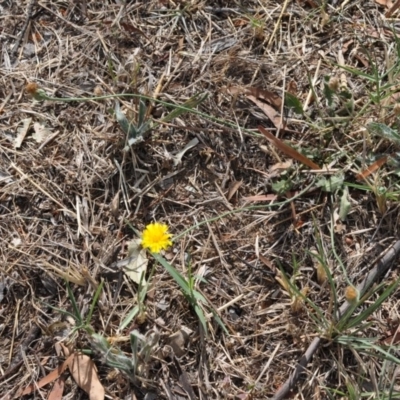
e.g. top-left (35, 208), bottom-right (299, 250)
top-left (271, 240), bottom-right (400, 400)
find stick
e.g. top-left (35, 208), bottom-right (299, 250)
top-left (271, 240), bottom-right (400, 400)
top-left (10, 0), bottom-right (37, 58)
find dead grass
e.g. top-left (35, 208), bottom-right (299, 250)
top-left (3, 0), bottom-right (400, 399)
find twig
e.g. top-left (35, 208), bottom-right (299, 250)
top-left (271, 337), bottom-right (321, 400)
top-left (271, 240), bottom-right (400, 400)
top-left (10, 0), bottom-right (37, 58)
top-left (0, 325), bottom-right (41, 382)
top-left (338, 239), bottom-right (400, 317)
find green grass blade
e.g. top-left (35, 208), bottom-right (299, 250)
top-left (151, 252), bottom-right (191, 295)
top-left (159, 93), bottom-right (208, 124)
top-left (86, 279), bottom-right (104, 326)
top-left (65, 280), bottom-right (83, 325)
top-left (344, 278), bottom-right (400, 330)
top-left (137, 98), bottom-right (147, 128)
top-left (193, 303), bottom-right (208, 336)
top-left (119, 305), bottom-right (140, 331)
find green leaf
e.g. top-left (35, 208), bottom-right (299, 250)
top-left (151, 252), bottom-right (191, 295)
top-left (159, 93), bottom-right (207, 125)
top-left (284, 92), bottom-right (303, 114)
top-left (66, 280), bottom-right (83, 325)
top-left (367, 122), bottom-right (400, 145)
top-left (193, 303), bottom-right (208, 336)
top-left (316, 174), bottom-right (344, 193)
top-left (343, 278), bottom-right (400, 330)
top-left (272, 179), bottom-right (292, 195)
top-left (323, 76), bottom-right (335, 107)
top-left (119, 305), bottom-right (140, 331)
top-left (137, 99), bottom-right (147, 128)
top-left (115, 101), bottom-right (137, 138)
top-left (339, 186), bottom-right (351, 221)
top-left (86, 280), bottom-right (103, 326)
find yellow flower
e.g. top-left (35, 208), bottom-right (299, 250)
top-left (141, 222), bottom-right (172, 253)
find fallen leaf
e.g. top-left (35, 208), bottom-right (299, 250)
top-left (69, 353), bottom-right (105, 400)
top-left (270, 160), bottom-right (293, 172)
top-left (124, 238), bottom-right (148, 285)
top-left (14, 118), bottom-right (32, 148)
top-left (386, 0), bottom-right (400, 17)
top-left (245, 87), bottom-right (282, 109)
top-left (286, 80), bottom-right (297, 95)
top-left (383, 324), bottom-right (400, 345)
top-left (356, 155), bottom-right (390, 181)
top-left (21, 354), bottom-right (74, 395)
top-left (172, 137), bottom-right (199, 166)
top-left (168, 329), bottom-right (190, 357)
top-left (247, 95), bottom-right (283, 129)
top-left (375, 0), bottom-right (392, 7)
top-left (339, 186), bottom-right (351, 221)
top-left (244, 194), bottom-right (278, 202)
top-left (32, 122), bottom-right (51, 143)
top-left (227, 180), bottom-right (242, 201)
top-left (48, 376), bottom-right (65, 400)
top-left (258, 126), bottom-right (321, 170)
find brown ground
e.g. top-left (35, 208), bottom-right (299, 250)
top-left (2, 0), bottom-right (400, 399)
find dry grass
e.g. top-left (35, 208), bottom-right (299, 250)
top-left (3, 0), bottom-right (400, 399)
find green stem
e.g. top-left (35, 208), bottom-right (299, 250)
top-left (34, 89), bottom-right (262, 138)
top-left (173, 179), bottom-right (316, 241)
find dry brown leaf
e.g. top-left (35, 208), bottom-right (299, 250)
top-left (247, 95), bottom-right (283, 129)
top-left (374, 0), bottom-right (393, 7)
top-left (69, 353), bottom-right (105, 400)
top-left (227, 180), bottom-right (242, 201)
top-left (386, 0), bottom-right (400, 16)
top-left (14, 118), bottom-right (32, 148)
top-left (243, 194), bottom-right (278, 202)
top-left (258, 126), bottom-right (321, 170)
top-left (32, 122), bottom-right (51, 143)
top-left (270, 160), bottom-right (293, 172)
top-left (258, 254), bottom-right (276, 274)
top-left (342, 39), bottom-right (353, 53)
top-left (20, 353), bottom-right (74, 395)
top-left (286, 80), bottom-right (297, 95)
top-left (244, 87), bottom-right (282, 109)
top-left (382, 324), bottom-right (400, 345)
top-left (356, 155), bottom-right (390, 181)
top-left (48, 376), bottom-right (65, 400)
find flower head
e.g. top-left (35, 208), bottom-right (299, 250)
top-left (141, 222), bottom-right (172, 253)
top-left (25, 82), bottom-right (39, 95)
top-left (345, 285), bottom-right (359, 303)
top-left (25, 82), bottom-right (48, 101)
